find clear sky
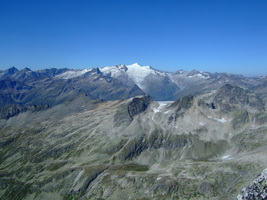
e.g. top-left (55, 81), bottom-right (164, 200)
top-left (0, 0), bottom-right (266, 76)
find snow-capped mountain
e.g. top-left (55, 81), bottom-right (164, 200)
top-left (55, 69), bottom-right (93, 79)
top-left (100, 63), bottom-right (180, 100)
top-left (100, 63), bottom-right (165, 89)
top-left (98, 63), bottom-right (256, 100)
top-left (1, 63), bottom-right (266, 104)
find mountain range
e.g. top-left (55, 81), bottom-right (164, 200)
top-left (1, 64), bottom-right (267, 199)
top-left (1, 63), bottom-right (267, 120)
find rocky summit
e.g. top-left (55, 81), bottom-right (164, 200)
top-left (1, 65), bottom-right (267, 200)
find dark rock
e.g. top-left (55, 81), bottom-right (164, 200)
top-left (237, 169), bottom-right (267, 200)
top-left (128, 95), bottom-right (152, 119)
top-left (0, 104), bottom-right (23, 119)
top-left (113, 96), bottom-right (152, 127)
top-left (0, 104), bottom-right (49, 120)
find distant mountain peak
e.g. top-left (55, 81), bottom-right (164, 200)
top-left (6, 66), bottom-right (19, 74)
top-left (130, 62), bottom-right (141, 66)
top-left (20, 67), bottom-right (32, 72)
top-left (127, 63), bottom-right (151, 69)
top-left (55, 68), bottom-right (93, 79)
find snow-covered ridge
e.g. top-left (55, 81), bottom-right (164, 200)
top-left (54, 63), bottom-right (163, 84)
top-left (100, 63), bottom-right (165, 89)
top-left (188, 72), bottom-right (210, 79)
top-left (125, 63), bottom-right (159, 86)
top-left (100, 65), bottom-right (127, 78)
top-left (55, 69), bottom-right (92, 79)
top-left (54, 63), bottom-right (211, 86)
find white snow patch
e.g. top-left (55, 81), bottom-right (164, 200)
top-left (100, 63), bottom-right (165, 89)
top-left (153, 101), bottom-right (174, 113)
top-left (215, 118), bottom-right (228, 123)
top-left (207, 116), bottom-right (230, 123)
top-left (153, 108), bottom-right (160, 113)
top-left (158, 101), bottom-right (174, 106)
top-left (199, 122), bottom-right (205, 126)
top-left (56, 69), bottom-right (92, 79)
top-left (221, 155), bottom-right (232, 161)
top-left (126, 63), bottom-right (156, 87)
top-left (188, 73), bottom-right (210, 79)
top-left (100, 65), bottom-right (127, 77)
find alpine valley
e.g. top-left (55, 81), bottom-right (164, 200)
top-left (1, 63), bottom-right (267, 200)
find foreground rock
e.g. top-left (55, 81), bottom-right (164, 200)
top-left (237, 168), bottom-right (267, 200)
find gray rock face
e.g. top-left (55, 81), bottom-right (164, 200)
top-left (213, 84), bottom-right (265, 112)
top-left (113, 96), bottom-right (152, 127)
top-left (1, 90), bottom-right (267, 200)
top-left (237, 168), bottom-right (267, 200)
top-left (128, 95), bottom-right (152, 119)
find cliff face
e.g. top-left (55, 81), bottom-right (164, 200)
top-left (128, 95), bottom-right (152, 119)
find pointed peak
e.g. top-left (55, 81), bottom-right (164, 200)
top-left (95, 67), bottom-right (102, 74)
top-left (20, 67), bottom-right (32, 72)
top-left (24, 67), bottom-right (32, 71)
top-left (127, 63), bottom-right (152, 69)
top-left (127, 63), bottom-right (142, 67)
top-left (7, 66), bottom-right (19, 74)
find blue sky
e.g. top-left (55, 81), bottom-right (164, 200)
top-left (0, 0), bottom-right (266, 76)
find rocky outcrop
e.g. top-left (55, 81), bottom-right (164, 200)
top-left (237, 168), bottom-right (267, 200)
top-left (168, 95), bottom-right (195, 120)
top-left (213, 84), bottom-right (265, 112)
top-left (128, 95), bottom-right (152, 119)
top-left (113, 95), bottom-right (152, 126)
top-left (0, 104), bottom-right (49, 119)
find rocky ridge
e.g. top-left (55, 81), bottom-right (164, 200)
top-left (1, 82), bottom-right (267, 199)
top-left (1, 65), bottom-right (267, 199)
